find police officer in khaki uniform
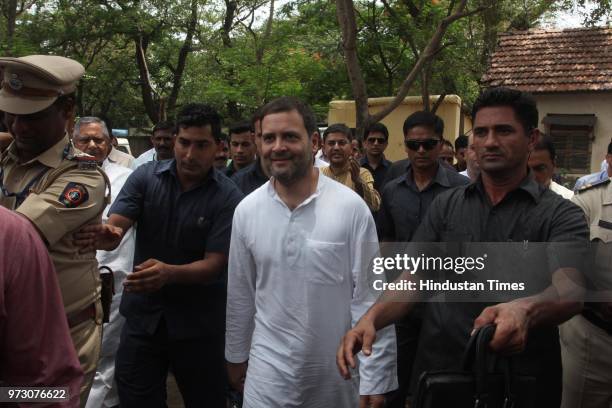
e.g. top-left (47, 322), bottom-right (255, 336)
top-left (0, 55), bottom-right (107, 406)
top-left (561, 174), bottom-right (612, 408)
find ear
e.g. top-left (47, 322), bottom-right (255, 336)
top-left (311, 131), bottom-right (321, 151)
top-left (528, 128), bottom-right (540, 152)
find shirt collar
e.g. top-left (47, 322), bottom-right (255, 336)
top-left (154, 159), bottom-right (220, 185)
top-left (267, 168), bottom-right (323, 210)
top-left (401, 163), bottom-right (450, 189)
top-left (8, 134), bottom-right (69, 168)
top-left (466, 171), bottom-right (542, 204)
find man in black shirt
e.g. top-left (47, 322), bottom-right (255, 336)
top-left (231, 111), bottom-right (269, 195)
top-left (377, 111), bottom-right (469, 408)
top-left (338, 87), bottom-right (589, 408)
top-left (360, 122), bottom-right (392, 193)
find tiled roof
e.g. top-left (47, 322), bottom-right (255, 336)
top-left (482, 27), bottom-right (612, 93)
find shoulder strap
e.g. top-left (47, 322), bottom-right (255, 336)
top-left (31, 160), bottom-right (111, 206)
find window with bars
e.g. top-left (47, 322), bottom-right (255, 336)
top-left (543, 114), bottom-right (596, 175)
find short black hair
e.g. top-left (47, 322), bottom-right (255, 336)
top-left (608, 140), bottom-right (612, 155)
top-left (175, 103), bottom-right (222, 142)
top-left (455, 134), bottom-right (468, 150)
top-left (260, 97), bottom-right (317, 137)
top-left (472, 87), bottom-right (538, 134)
top-left (366, 122), bottom-right (389, 142)
top-left (442, 139), bottom-right (454, 150)
top-left (534, 133), bottom-right (556, 162)
top-left (228, 121), bottom-right (253, 141)
top-left (153, 120), bottom-right (175, 134)
top-left (403, 111), bottom-right (444, 138)
top-left (323, 123), bottom-right (353, 141)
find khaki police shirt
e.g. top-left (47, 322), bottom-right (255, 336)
top-left (572, 178), bottom-right (612, 296)
top-left (0, 135), bottom-right (106, 316)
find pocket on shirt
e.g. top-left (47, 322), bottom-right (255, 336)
top-left (304, 239), bottom-right (347, 285)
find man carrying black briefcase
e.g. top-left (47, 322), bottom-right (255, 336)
top-left (336, 88), bottom-right (590, 408)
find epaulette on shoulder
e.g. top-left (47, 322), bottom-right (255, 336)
top-left (67, 150), bottom-right (98, 170)
top-left (577, 177), bottom-right (611, 194)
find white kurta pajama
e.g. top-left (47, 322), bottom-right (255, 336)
top-left (86, 160), bottom-right (136, 408)
top-left (226, 172), bottom-right (397, 408)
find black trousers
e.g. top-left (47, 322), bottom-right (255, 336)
top-left (115, 319), bottom-right (227, 408)
top-left (387, 314), bottom-right (422, 408)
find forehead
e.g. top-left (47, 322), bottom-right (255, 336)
top-left (230, 131), bottom-right (252, 141)
top-left (528, 149), bottom-right (553, 163)
top-left (406, 125), bottom-right (436, 139)
top-left (153, 128), bottom-right (173, 138)
top-left (326, 131), bottom-right (349, 140)
top-left (366, 131), bottom-right (385, 139)
top-left (177, 125), bottom-right (214, 141)
top-left (474, 106), bottom-right (521, 128)
top-left (261, 110), bottom-right (306, 134)
top-left (78, 122), bottom-right (105, 136)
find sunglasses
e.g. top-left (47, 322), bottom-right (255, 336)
top-left (366, 137), bottom-right (386, 144)
top-left (404, 139), bottom-right (440, 151)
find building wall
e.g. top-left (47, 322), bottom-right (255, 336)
top-left (535, 92), bottom-right (612, 174)
top-left (328, 95), bottom-right (466, 162)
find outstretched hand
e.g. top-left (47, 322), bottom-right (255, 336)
top-left (73, 223), bottom-right (123, 252)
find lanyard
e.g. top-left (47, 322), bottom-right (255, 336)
top-left (0, 144), bottom-right (71, 208)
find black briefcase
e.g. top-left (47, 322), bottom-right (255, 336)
top-left (413, 324), bottom-right (536, 408)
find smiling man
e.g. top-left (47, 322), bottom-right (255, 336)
top-left (225, 97), bottom-right (397, 408)
top-left (75, 103), bottom-right (243, 407)
top-left (320, 123), bottom-right (380, 211)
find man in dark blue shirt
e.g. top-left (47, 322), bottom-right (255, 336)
top-left (77, 103), bottom-right (243, 407)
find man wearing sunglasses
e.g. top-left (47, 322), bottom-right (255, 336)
top-left (361, 122), bottom-right (392, 193)
top-left (376, 111), bottom-right (469, 408)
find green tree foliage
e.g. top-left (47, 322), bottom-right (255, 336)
top-left (1, 0), bottom-right (606, 129)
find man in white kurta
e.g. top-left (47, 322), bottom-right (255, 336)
top-left (225, 97), bottom-right (397, 408)
top-left (70, 117), bottom-right (137, 408)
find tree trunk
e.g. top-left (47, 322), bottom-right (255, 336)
top-left (5, 0), bottom-right (17, 55)
top-left (134, 35), bottom-right (160, 124)
top-left (167, 0), bottom-right (198, 116)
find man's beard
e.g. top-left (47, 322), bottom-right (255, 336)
top-left (266, 150), bottom-right (312, 186)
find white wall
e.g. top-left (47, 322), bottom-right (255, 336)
top-left (536, 92), bottom-right (612, 174)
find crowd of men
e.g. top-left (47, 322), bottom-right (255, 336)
top-left (1, 54), bottom-right (611, 408)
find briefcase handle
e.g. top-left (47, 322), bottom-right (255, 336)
top-left (462, 324), bottom-right (517, 408)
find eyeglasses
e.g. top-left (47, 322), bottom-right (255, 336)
top-left (404, 139), bottom-right (440, 151)
top-left (366, 137), bottom-right (386, 144)
top-left (326, 139), bottom-right (349, 147)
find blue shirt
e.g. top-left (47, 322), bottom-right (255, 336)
top-left (109, 159), bottom-right (244, 339)
top-left (574, 169), bottom-right (608, 191)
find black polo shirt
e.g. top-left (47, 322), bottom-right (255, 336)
top-left (109, 159), bottom-right (244, 340)
top-left (377, 163), bottom-right (469, 241)
top-left (409, 174), bottom-right (589, 406)
top-left (231, 158), bottom-right (268, 195)
top-left (360, 155), bottom-right (392, 192)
